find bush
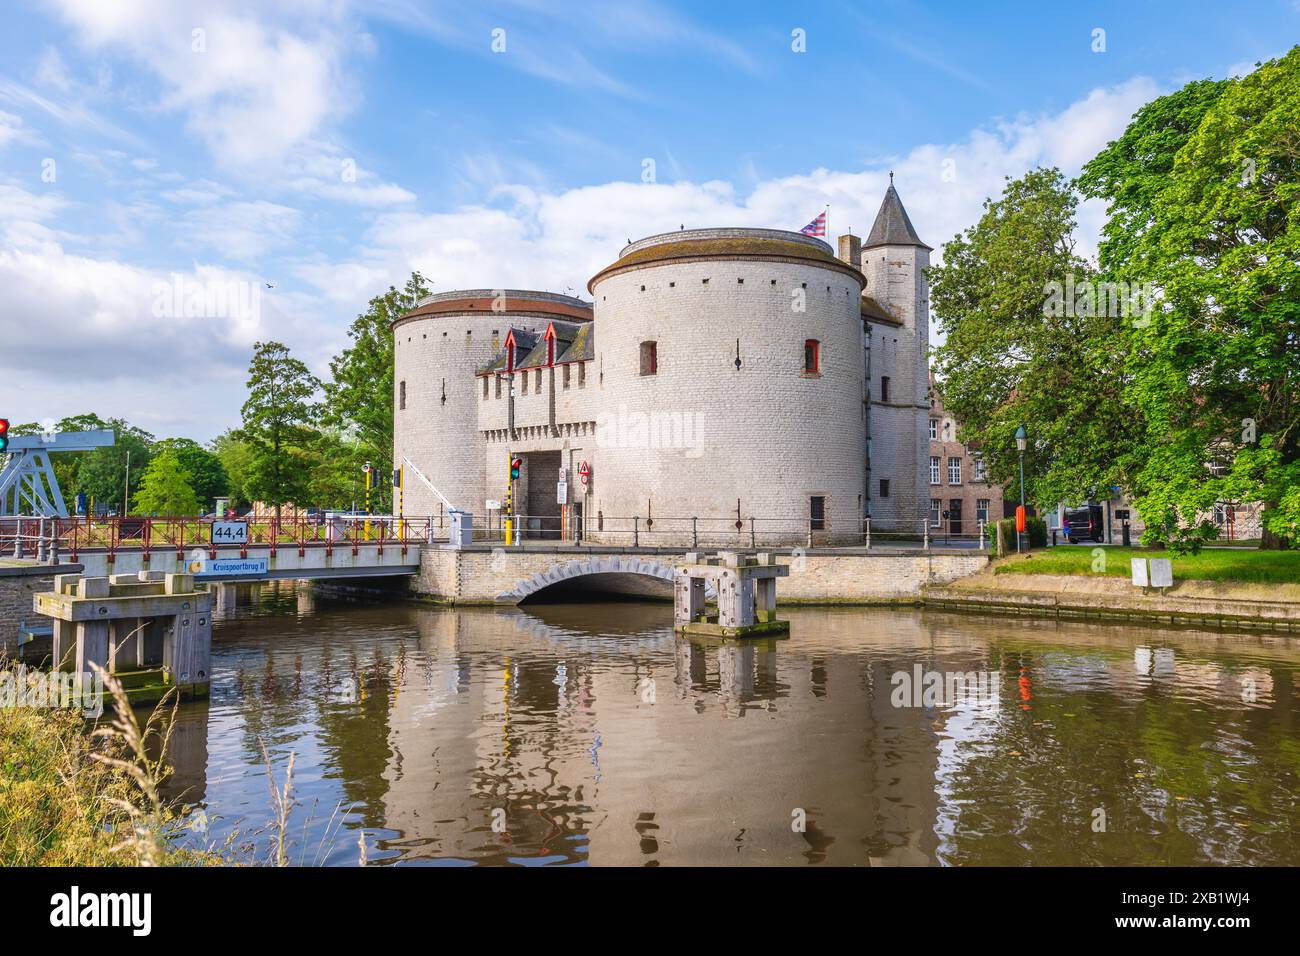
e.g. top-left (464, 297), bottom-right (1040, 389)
top-left (989, 516), bottom-right (1047, 554)
top-left (1027, 516), bottom-right (1048, 549)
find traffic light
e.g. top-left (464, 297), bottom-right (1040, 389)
top-left (510, 457), bottom-right (521, 480)
top-left (0, 418), bottom-right (9, 453)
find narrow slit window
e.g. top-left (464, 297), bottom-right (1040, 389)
top-left (804, 339), bottom-right (820, 374)
top-left (399, 380), bottom-right (406, 410)
top-left (640, 340), bottom-right (658, 376)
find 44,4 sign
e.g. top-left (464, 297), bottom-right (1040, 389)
top-left (211, 520), bottom-right (249, 545)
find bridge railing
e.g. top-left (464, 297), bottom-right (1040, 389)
top-left (476, 514), bottom-right (992, 550)
top-left (0, 514), bottom-right (440, 563)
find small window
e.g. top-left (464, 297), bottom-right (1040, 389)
top-left (976, 499), bottom-right (990, 524)
top-left (578, 362), bottom-right (586, 387)
top-left (399, 380), bottom-right (406, 410)
top-left (930, 499), bottom-right (941, 527)
top-left (929, 456), bottom-right (941, 485)
top-left (482, 377), bottom-right (488, 399)
top-left (973, 454), bottom-right (986, 482)
top-left (535, 369), bottom-right (542, 393)
top-left (810, 495), bottom-right (826, 531)
top-left (929, 418), bottom-right (938, 440)
top-left (495, 376), bottom-right (502, 399)
top-left (948, 456), bottom-right (962, 485)
top-left (640, 341), bottom-right (658, 376)
top-left (879, 479), bottom-right (891, 498)
top-left (804, 339), bottom-right (820, 374)
top-left (563, 364), bottom-right (571, 389)
top-left (880, 376), bottom-right (891, 402)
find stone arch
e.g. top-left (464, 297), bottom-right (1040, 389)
top-left (495, 555), bottom-right (710, 604)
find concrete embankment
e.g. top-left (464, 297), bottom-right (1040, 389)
top-left (925, 566), bottom-right (1300, 632)
top-left (413, 546), bottom-right (989, 605)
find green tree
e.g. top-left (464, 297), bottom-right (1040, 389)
top-left (239, 342), bottom-right (320, 519)
top-left (306, 429), bottom-right (368, 511)
top-left (211, 429), bottom-right (256, 507)
top-left (131, 449), bottom-right (202, 515)
top-left (929, 168), bottom-right (1139, 510)
top-left (1084, 51), bottom-right (1300, 549)
top-left (75, 419), bottom-right (154, 515)
top-left (322, 272), bottom-right (429, 514)
top-left (154, 438), bottom-right (228, 509)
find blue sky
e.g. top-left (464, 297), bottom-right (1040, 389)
top-left (0, 0), bottom-right (1294, 439)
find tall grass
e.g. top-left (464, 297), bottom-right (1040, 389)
top-left (1, 660), bottom-right (369, 867)
top-left (0, 662), bottom-right (215, 866)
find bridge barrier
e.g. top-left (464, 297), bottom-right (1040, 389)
top-left (475, 514), bottom-right (992, 551)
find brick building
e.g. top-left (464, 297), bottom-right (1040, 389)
top-left (926, 372), bottom-right (1006, 538)
top-left (392, 184), bottom-right (932, 545)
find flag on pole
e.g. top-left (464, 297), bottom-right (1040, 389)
top-left (800, 209), bottom-right (828, 237)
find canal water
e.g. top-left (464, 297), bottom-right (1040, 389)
top-left (161, 581), bottom-right (1300, 866)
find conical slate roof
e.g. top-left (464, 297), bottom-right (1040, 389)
top-left (863, 184), bottom-right (931, 251)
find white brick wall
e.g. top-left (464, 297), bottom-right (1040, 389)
top-left (589, 254), bottom-right (867, 544)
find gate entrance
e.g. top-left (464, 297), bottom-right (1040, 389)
top-left (523, 450), bottom-right (562, 540)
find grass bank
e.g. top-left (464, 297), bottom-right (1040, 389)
top-left (997, 547), bottom-right (1300, 585)
top-left (0, 666), bottom-right (219, 866)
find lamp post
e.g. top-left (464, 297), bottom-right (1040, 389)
top-left (1015, 425), bottom-right (1028, 552)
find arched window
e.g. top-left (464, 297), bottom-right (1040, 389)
top-left (804, 339), bottom-right (820, 374)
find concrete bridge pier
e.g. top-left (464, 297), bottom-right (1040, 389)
top-left (35, 571), bottom-right (213, 706)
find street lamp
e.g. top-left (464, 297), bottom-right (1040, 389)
top-left (1014, 425), bottom-right (1028, 552)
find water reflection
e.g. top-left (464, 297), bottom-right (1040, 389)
top-left (163, 582), bottom-right (1300, 866)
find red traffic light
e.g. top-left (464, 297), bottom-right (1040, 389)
top-left (0, 418), bottom-right (8, 452)
top-left (509, 457), bottom-right (521, 480)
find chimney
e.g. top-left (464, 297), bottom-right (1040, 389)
top-left (838, 233), bottom-right (862, 270)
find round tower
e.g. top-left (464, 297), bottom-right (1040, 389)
top-left (587, 228), bottom-right (866, 544)
top-left (392, 290), bottom-right (592, 523)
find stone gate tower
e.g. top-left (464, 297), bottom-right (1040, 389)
top-left (854, 180), bottom-right (931, 531)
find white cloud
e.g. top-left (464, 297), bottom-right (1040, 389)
top-left (299, 77), bottom-right (1162, 308)
top-left (0, 75), bottom-right (1167, 439)
top-left (0, 111), bottom-right (35, 149)
top-left (180, 199), bottom-right (302, 261)
top-left (47, 0), bottom-right (357, 167)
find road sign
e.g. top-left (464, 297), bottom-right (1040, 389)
top-left (486, 499), bottom-right (501, 511)
top-left (578, 460), bottom-right (590, 485)
top-left (210, 520), bottom-right (249, 545)
top-left (191, 556), bottom-right (268, 578)
top-left (557, 481), bottom-right (568, 504)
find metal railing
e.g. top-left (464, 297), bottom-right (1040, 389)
top-left (477, 514), bottom-right (992, 551)
top-left (0, 514), bottom-right (441, 565)
top-left (0, 513), bottom-right (995, 563)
